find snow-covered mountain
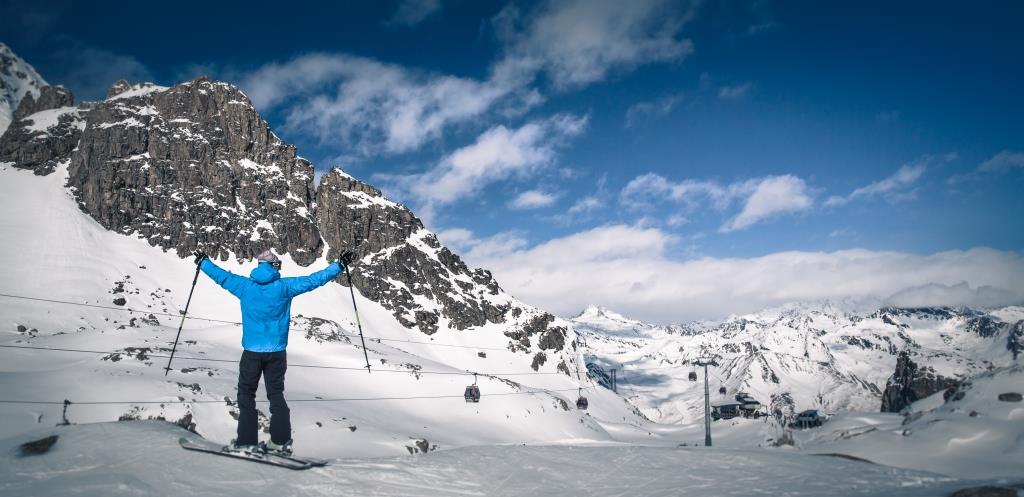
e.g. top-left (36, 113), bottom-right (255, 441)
top-left (0, 68), bottom-right (652, 458)
top-left (573, 301), bottom-right (1023, 424)
top-left (0, 42), bottom-right (47, 137)
top-left (1, 47), bottom-right (1021, 489)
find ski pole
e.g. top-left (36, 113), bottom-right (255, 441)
top-left (165, 261), bottom-right (203, 376)
top-left (344, 263), bottom-right (372, 374)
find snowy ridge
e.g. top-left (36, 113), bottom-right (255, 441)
top-left (0, 43), bottom-right (47, 137)
top-left (574, 303), bottom-right (1023, 424)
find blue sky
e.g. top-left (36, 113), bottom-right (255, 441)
top-left (4, 0), bottom-right (1023, 320)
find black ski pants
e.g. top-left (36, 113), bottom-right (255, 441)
top-left (236, 350), bottom-right (290, 446)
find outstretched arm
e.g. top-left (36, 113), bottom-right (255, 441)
top-left (199, 258), bottom-right (249, 298)
top-left (283, 261), bottom-right (343, 297)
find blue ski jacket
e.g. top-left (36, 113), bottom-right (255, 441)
top-left (200, 259), bottom-right (343, 352)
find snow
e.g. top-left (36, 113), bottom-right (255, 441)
top-left (0, 42), bottom-right (48, 137)
top-left (0, 162), bottom-right (647, 463)
top-left (23, 107), bottom-right (80, 132)
top-left (2, 421), bottom-right (1016, 497)
top-left (238, 157), bottom-right (284, 178)
top-left (105, 83), bottom-right (169, 101)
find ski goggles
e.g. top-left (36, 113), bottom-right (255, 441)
top-left (269, 261), bottom-right (282, 269)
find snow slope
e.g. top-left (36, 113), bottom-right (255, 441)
top-left (793, 365), bottom-right (1024, 479)
top-left (0, 42), bottom-right (46, 136)
top-left (5, 420), bottom-right (1020, 497)
top-left (0, 161), bottom-right (653, 459)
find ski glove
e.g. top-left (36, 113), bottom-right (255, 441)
top-left (339, 250), bottom-right (356, 266)
top-left (193, 250), bottom-right (208, 266)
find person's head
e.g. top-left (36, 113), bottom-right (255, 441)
top-left (257, 249), bottom-right (282, 270)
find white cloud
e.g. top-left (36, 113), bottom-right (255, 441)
top-left (621, 173), bottom-right (812, 231)
top-left (887, 282), bottom-right (1021, 309)
top-left (240, 0), bottom-right (694, 157)
top-left (493, 0), bottom-right (695, 89)
top-left (460, 224), bottom-right (1024, 322)
top-left (241, 53), bottom-right (526, 155)
top-left (568, 195), bottom-right (603, 215)
top-left (717, 82), bottom-right (754, 100)
top-left (624, 94), bottom-right (681, 127)
top-left (381, 114), bottom-right (586, 217)
top-left (621, 173), bottom-right (731, 209)
top-left (979, 149), bottom-right (1024, 173)
top-left (463, 230), bottom-right (531, 261)
top-left (386, 0), bottom-right (441, 26)
top-left (435, 227), bottom-right (475, 252)
top-left (825, 160), bottom-right (935, 207)
top-left (510, 190), bottom-right (560, 209)
top-left (721, 175), bottom-right (812, 232)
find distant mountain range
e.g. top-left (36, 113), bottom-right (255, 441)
top-left (572, 302), bottom-right (1023, 424)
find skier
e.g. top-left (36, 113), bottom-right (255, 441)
top-left (192, 248), bottom-right (355, 455)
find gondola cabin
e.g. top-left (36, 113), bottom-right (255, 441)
top-left (719, 386), bottom-right (727, 395)
top-left (576, 396), bottom-right (589, 410)
top-left (688, 371), bottom-right (698, 381)
top-left (464, 385), bottom-right (480, 403)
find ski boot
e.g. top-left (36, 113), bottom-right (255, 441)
top-left (260, 438), bottom-right (293, 457)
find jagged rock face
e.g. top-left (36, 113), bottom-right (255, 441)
top-left (880, 351), bottom-right (959, 412)
top-left (64, 78), bottom-right (322, 263)
top-left (1008, 321), bottom-right (1023, 359)
top-left (1, 76), bottom-right (575, 367)
top-left (106, 79), bottom-right (132, 99)
top-left (316, 169), bottom-right (512, 334)
top-left (0, 85), bottom-right (83, 175)
top-left (13, 86), bottom-right (74, 120)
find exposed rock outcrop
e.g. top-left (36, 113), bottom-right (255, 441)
top-left (880, 351), bottom-right (959, 412)
top-left (66, 78), bottom-right (322, 264)
top-left (13, 85), bottom-right (73, 120)
top-left (316, 169), bottom-right (513, 334)
top-left (0, 85), bottom-right (83, 175)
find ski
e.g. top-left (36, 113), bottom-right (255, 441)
top-left (260, 444), bottom-right (329, 467)
top-left (179, 437), bottom-right (312, 470)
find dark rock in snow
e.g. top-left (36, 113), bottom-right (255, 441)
top-left (997, 392), bottom-right (1022, 402)
top-left (950, 484), bottom-right (1024, 497)
top-left (13, 86), bottom-right (73, 120)
top-left (0, 85), bottom-right (83, 175)
top-left (880, 351), bottom-right (959, 412)
top-left (18, 434), bottom-right (58, 456)
top-left (531, 352), bottom-right (547, 371)
top-left (964, 315), bottom-right (1004, 338)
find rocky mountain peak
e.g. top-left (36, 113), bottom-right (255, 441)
top-left (106, 79), bottom-right (132, 99)
top-left (0, 42), bottom-right (48, 136)
top-left (0, 73), bottom-right (576, 366)
top-left (13, 85), bottom-right (73, 120)
top-left (575, 304), bottom-right (635, 324)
